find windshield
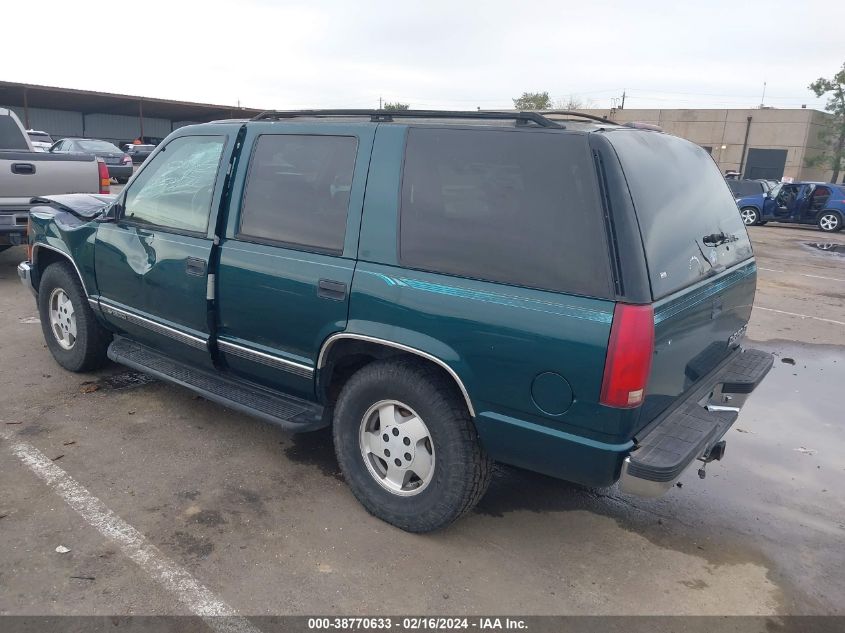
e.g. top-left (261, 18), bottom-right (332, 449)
top-left (607, 130), bottom-right (754, 299)
top-left (77, 139), bottom-right (122, 153)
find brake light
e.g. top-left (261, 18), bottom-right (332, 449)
top-left (600, 303), bottom-right (654, 408)
top-left (97, 158), bottom-right (110, 194)
top-left (122, 154), bottom-right (132, 164)
top-left (26, 217), bottom-right (33, 261)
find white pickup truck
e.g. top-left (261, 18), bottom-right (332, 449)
top-left (0, 107), bottom-right (109, 252)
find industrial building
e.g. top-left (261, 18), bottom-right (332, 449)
top-left (1, 80), bottom-right (839, 183)
top-left (578, 107), bottom-right (838, 183)
top-left (0, 80), bottom-right (262, 147)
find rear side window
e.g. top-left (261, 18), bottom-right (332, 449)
top-left (399, 128), bottom-right (611, 297)
top-left (239, 134), bottom-right (358, 254)
top-left (607, 131), bottom-right (753, 299)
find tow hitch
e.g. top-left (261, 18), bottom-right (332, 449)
top-left (697, 440), bottom-right (727, 479)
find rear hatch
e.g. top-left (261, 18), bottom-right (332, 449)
top-left (606, 130), bottom-right (756, 431)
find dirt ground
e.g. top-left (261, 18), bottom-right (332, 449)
top-left (0, 223), bottom-right (843, 619)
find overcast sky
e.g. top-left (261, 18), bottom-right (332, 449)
top-left (5, 0), bottom-right (843, 112)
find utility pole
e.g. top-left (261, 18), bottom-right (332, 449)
top-left (379, 96), bottom-right (383, 110)
top-left (760, 81), bottom-right (767, 108)
top-left (621, 90), bottom-right (626, 110)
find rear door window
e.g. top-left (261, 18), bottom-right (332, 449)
top-left (606, 131), bottom-right (753, 299)
top-left (399, 127), bottom-right (612, 297)
top-left (238, 134), bottom-right (358, 254)
top-left (0, 114), bottom-right (29, 150)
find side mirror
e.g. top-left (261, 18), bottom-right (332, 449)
top-left (97, 200), bottom-right (121, 223)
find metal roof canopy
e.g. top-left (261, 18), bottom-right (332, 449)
top-left (0, 80), bottom-right (263, 122)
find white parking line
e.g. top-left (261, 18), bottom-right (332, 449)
top-left (757, 267), bottom-right (845, 283)
top-left (1, 432), bottom-right (261, 633)
top-left (754, 306), bottom-right (845, 327)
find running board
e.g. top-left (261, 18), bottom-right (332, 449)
top-left (107, 336), bottom-right (327, 432)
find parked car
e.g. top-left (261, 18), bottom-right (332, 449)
top-left (18, 110), bottom-right (773, 532)
top-left (26, 129), bottom-right (54, 152)
top-left (124, 143), bottom-right (156, 165)
top-left (736, 181), bottom-right (845, 232)
top-left (727, 178), bottom-right (775, 198)
top-left (0, 108), bottom-right (109, 253)
top-left (51, 138), bottom-right (133, 183)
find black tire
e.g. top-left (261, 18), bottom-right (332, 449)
top-left (818, 211), bottom-right (842, 233)
top-left (333, 358), bottom-right (493, 532)
top-left (38, 261), bottom-right (112, 372)
top-left (117, 177), bottom-right (129, 184)
top-left (740, 207), bottom-right (759, 226)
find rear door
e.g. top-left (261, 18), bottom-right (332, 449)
top-left (605, 130), bottom-right (757, 429)
top-left (215, 122), bottom-right (375, 399)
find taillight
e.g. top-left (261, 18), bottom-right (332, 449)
top-left (599, 303), bottom-right (654, 408)
top-left (97, 158), bottom-right (110, 194)
top-left (26, 217), bottom-right (33, 261)
top-left (122, 154), bottom-right (132, 164)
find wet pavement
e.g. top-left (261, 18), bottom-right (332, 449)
top-left (1, 223), bottom-right (843, 617)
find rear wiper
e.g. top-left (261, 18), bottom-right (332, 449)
top-left (702, 232), bottom-right (739, 247)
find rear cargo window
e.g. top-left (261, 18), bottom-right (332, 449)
top-left (0, 114), bottom-right (29, 150)
top-left (607, 131), bottom-right (753, 298)
top-left (399, 128), bottom-right (612, 297)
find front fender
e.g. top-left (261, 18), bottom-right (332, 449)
top-left (29, 206), bottom-right (99, 298)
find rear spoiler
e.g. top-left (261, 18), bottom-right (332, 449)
top-left (29, 193), bottom-right (116, 220)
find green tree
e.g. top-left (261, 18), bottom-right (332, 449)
top-left (512, 91), bottom-right (551, 111)
top-left (383, 102), bottom-right (410, 111)
top-left (808, 63), bottom-right (845, 183)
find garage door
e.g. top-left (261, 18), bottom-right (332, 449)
top-left (744, 148), bottom-right (787, 180)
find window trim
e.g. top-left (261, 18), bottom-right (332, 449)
top-left (117, 133), bottom-right (227, 238)
top-left (234, 132), bottom-right (359, 257)
top-left (396, 125), bottom-right (612, 298)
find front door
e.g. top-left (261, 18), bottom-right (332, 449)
top-left (215, 122), bottom-right (375, 399)
top-left (771, 184), bottom-right (801, 221)
top-left (94, 133), bottom-right (229, 366)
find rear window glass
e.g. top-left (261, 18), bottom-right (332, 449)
top-left (399, 128), bottom-right (611, 297)
top-left (607, 131), bottom-right (753, 298)
top-left (727, 180), bottom-right (764, 197)
top-left (0, 114), bottom-right (29, 150)
top-left (77, 140), bottom-right (122, 153)
top-left (239, 134), bottom-right (358, 254)
top-left (28, 132), bottom-right (53, 143)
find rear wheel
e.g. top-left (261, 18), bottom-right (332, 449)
top-left (740, 207), bottom-right (759, 226)
top-left (333, 358), bottom-right (492, 532)
top-left (117, 177), bottom-right (129, 184)
top-left (818, 211), bottom-right (842, 233)
top-left (38, 262), bottom-right (112, 372)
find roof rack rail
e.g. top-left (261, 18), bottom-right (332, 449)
top-left (539, 110), bottom-right (618, 125)
top-left (249, 109), bottom-right (564, 128)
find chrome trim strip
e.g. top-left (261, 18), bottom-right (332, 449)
top-left (218, 340), bottom-right (313, 378)
top-left (99, 301), bottom-right (207, 350)
top-left (317, 333), bottom-right (476, 417)
top-left (32, 243), bottom-right (90, 297)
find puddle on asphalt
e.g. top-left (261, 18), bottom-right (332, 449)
top-left (804, 242), bottom-right (845, 255)
top-left (98, 370), bottom-right (157, 390)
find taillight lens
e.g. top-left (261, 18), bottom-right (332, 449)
top-left (122, 154), bottom-right (132, 164)
top-left (97, 158), bottom-right (110, 194)
top-left (600, 303), bottom-right (654, 408)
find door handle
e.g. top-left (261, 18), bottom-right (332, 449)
top-left (11, 163), bottom-right (36, 175)
top-left (186, 257), bottom-right (207, 276)
top-left (318, 279), bottom-right (347, 300)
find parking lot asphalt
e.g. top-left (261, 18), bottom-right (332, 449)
top-left (0, 224), bottom-right (843, 618)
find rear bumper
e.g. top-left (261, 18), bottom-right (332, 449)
top-left (619, 347), bottom-right (773, 496)
top-left (18, 261), bottom-right (36, 297)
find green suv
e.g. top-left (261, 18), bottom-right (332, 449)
top-left (18, 110), bottom-right (773, 532)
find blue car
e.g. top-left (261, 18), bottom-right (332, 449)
top-left (736, 181), bottom-right (845, 232)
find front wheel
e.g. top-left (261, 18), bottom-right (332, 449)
top-left (333, 358), bottom-right (493, 532)
top-left (38, 262), bottom-right (112, 372)
top-left (740, 207), bottom-right (759, 226)
top-left (818, 211), bottom-right (842, 233)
